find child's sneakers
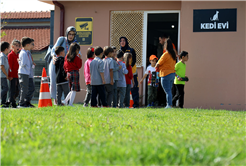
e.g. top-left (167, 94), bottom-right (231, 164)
top-left (147, 102), bottom-right (155, 107)
top-left (26, 101), bottom-right (35, 108)
top-left (61, 100), bottom-right (67, 106)
top-left (83, 103), bottom-right (88, 107)
top-left (1, 102), bottom-right (10, 108)
top-left (165, 105), bottom-right (172, 109)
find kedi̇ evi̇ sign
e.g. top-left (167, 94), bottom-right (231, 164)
top-left (193, 9), bottom-right (237, 32)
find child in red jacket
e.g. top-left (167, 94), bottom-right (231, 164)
top-left (63, 43), bottom-right (82, 106)
top-left (124, 53), bottom-right (133, 108)
top-left (7, 39), bottom-right (21, 108)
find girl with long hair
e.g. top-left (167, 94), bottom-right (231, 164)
top-left (124, 52), bottom-right (133, 108)
top-left (49, 26), bottom-right (80, 105)
top-left (155, 38), bottom-right (176, 109)
top-left (63, 43), bottom-right (82, 106)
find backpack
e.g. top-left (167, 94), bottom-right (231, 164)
top-left (44, 37), bottom-right (65, 64)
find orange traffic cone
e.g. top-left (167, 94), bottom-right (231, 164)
top-left (130, 91), bottom-right (134, 108)
top-left (38, 68), bottom-right (52, 108)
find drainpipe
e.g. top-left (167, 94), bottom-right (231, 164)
top-left (52, 0), bottom-right (64, 36)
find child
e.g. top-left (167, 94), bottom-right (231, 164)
top-left (63, 43), bottom-right (82, 107)
top-left (83, 47), bottom-right (95, 107)
top-left (124, 53), bottom-right (133, 108)
top-left (0, 42), bottom-right (11, 108)
top-left (7, 39), bottom-right (21, 108)
top-left (103, 46), bottom-right (114, 107)
top-left (140, 55), bottom-right (159, 107)
top-left (55, 46), bottom-right (70, 106)
top-left (90, 46), bottom-right (107, 107)
top-left (18, 37), bottom-right (35, 108)
top-left (116, 50), bottom-right (128, 108)
top-left (172, 51), bottom-right (189, 108)
top-left (112, 46), bottom-right (122, 107)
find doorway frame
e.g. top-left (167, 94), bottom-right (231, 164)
top-left (142, 10), bottom-right (180, 105)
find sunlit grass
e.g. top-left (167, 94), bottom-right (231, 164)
top-left (1, 105), bottom-right (245, 165)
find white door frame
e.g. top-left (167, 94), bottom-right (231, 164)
top-left (142, 10), bottom-right (180, 105)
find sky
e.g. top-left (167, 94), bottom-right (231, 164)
top-left (0, 0), bottom-right (54, 12)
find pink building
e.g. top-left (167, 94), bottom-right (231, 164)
top-left (42, 0), bottom-right (246, 110)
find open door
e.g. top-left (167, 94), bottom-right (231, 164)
top-left (143, 11), bottom-right (180, 106)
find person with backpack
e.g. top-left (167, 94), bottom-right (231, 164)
top-left (47, 26), bottom-right (81, 105)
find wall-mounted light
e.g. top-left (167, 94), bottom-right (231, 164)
top-left (171, 25), bottom-right (175, 28)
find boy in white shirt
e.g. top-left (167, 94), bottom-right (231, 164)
top-left (18, 37), bottom-right (35, 108)
top-left (140, 55), bottom-right (159, 107)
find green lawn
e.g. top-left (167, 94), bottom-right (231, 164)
top-left (1, 106), bottom-right (245, 165)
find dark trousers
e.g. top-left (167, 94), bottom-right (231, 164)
top-left (19, 75), bottom-right (35, 106)
top-left (91, 85), bottom-right (107, 107)
top-left (172, 84), bottom-right (185, 108)
top-left (8, 78), bottom-right (19, 105)
top-left (147, 86), bottom-right (157, 105)
top-left (131, 74), bottom-right (139, 108)
top-left (56, 83), bottom-right (69, 105)
top-left (112, 80), bottom-right (118, 107)
top-left (1, 78), bottom-right (8, 104)
top-left (84, 84), bottom-right (92, 105)
top-left (105, 84), bottom-right (114, 107)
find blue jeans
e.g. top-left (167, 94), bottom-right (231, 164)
top-left (161, 73), bottom-right (175, 107)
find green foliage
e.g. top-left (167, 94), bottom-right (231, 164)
top-left (1, 31), bottom-right (6, 38)
top-left (1, 106), bottom-right (245, 165)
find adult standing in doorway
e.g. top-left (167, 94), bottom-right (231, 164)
top-left (159, 34), bottom-right (178, 58)
top-left (155, 38), bottom-right (176, 109)
top-left (158, 34), bottom-right (178, 106)
top-left (49, 26), bottom-right (80, 104)
top-left (119, 37), bottom-right (139, 108)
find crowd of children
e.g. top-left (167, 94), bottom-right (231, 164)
top-left (85, 46), bottom-right (135, 108)
top-left (1, 37), bottom-right (188, 109)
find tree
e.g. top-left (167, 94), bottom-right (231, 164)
top-left (0, 16), bottom-right (8, 38)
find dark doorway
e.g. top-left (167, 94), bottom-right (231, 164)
top-left (145, 13), bottom-right (179, 106)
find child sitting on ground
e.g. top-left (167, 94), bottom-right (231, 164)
top-left (83, 47), bottom-right (95, 107)
top-left (140, 55), bottom-right (159, 107)
top-left (90, 46), bottom-right (107, 107)
top-left (172, 51), bottom-right (189, 108)
top-left (63, 43), bottom-right (82, 107)
top-left (0, 41), bottom-right (11, 108)
top-left (55, 46), bottom-right (70, 106)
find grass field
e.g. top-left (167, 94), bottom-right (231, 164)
top-left (1, 106), bottom-right (245, 165)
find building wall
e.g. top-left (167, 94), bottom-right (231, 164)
top-left (53, 1), bottom-right (181, 105)
top-left (180, 1), bottom-right (246, 110)
top-left (53, 1), bottom-right (245, 110)
top-left (245, 2), bottom-right (246, 110)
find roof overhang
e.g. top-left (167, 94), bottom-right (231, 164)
top-left (39, 0), bottom-right (54, 5)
